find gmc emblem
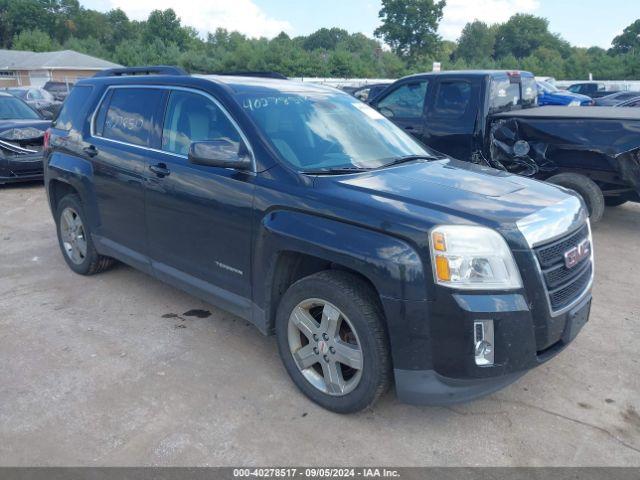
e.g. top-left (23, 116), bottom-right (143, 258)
top-left (564, 239), bottom-right (590, 269)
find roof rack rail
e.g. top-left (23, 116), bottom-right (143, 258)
top-left (94, 66), bottom-right (188, 77)
top-left (214, 71), bottom-right (288, 80)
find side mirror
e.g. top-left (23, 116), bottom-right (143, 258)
top-left (40, 110), bottom-right (54, 120)
top-left (379, 106), bottom-right (394, 118)
top-left (188, 139), bottom-right (252, 170)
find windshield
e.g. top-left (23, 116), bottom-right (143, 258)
top-left (239, 91), bottom-right (431, 171)
top-left (538, 81), bottom-right (558, 93)
top-left (0, 96), bottom-right (40, 120)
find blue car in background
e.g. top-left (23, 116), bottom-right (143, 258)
top-left (537, 81), bottom-right (592, 106)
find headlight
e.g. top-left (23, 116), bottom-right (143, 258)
top-left (429, 225), bottom-right (522, 290)
top-left (569, 100), bottom-right (581, 107)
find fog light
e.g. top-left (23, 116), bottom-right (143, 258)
top-left (474, 320), bottom-right (494, 366)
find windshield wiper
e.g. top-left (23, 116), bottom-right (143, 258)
top-left (377, 154), bottom-right (437, 169)
top-left (303, 166), bottom-right (373, 175)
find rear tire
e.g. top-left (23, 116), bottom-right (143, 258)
top-left (55, 194), bottom-right (114, 275)
top-left (275, 270), bottom-right (392, 413)
top-left (547, 173), bottom-right (605, 223)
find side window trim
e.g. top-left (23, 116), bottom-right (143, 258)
top-left (89, 85), bottom-right (256, 172)
top-left (93, 89), bottom-right (113, 137)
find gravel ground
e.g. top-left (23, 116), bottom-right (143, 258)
top-left (0, 182), bottom-right (639, 466)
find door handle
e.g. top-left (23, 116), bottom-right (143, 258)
top-left (149, 163), bottom-right (170, 177)
top-left (83, 145), bottom-right (98, 157)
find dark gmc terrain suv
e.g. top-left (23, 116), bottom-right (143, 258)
top-left (44, 67), bottom-right (594, 413)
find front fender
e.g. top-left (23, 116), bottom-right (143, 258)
top-left (255, 209), bottom-right (428, 302)
top-left (253, 209), bottom-right (432, 369)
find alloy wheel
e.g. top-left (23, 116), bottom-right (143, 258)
top-left (60, 207), bottom-right (87, 265)
top-left (287, 298), bottom-right (364, 396)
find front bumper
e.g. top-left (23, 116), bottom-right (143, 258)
top-left (384, 286), bottom-right (591, 406)
top-left (395, 368), bottom-right (527, 405)
top-left (0, 154), bottom-right (44, 184)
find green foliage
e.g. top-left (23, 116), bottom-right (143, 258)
top-left (374, 0), bottom-right (445, 62)
top-left (0, 0), bottom-right (639, 80)
top-left (143, 9), bottom-right (189, 49)
top-left (456, 21), bottom-right (495, 62)
top-left (12, 28), bottom-right (58, 51)
top-left (495, 14), bottom-right (558, 58)
top-left (611, 19), bottom-right (640, 54)
top-left (303, 28), bottom-right (349, 51)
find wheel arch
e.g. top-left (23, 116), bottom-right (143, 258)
top-left (46, 152), bottom-right (99, 228)
top-left (48, 178), bottom-right (79, 214)
top-left (253, 209), bottom-right (428, 334)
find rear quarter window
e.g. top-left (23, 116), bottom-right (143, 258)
top-left (489, 77), bottom-right (520, 113)
top-left (53, 85), bottom-right (94, 131)
top-left (521, 76), bottom-right (537, 107)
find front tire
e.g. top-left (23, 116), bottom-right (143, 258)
top-left (547, 173), bottom-right (605, 223)
top-left (275, 270), bottom-right (392, 413)
top-left (55, 194), bottom-right (114, 275)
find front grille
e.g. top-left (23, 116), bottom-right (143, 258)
top-left (534, 224), bottom-right (592, 311)
top-left (548, 264), bottom-right (592, 309)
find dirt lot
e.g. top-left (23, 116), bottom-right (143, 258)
top-left (0, 182), bottom-right (639, 466)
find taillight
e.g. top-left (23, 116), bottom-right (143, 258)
top-left (43, 128), bottom-right (51, 149)
top-left (507, 70), bottom-right (521, 83)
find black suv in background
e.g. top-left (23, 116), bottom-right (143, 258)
top-left (44, 67), bottom-right (593, 413)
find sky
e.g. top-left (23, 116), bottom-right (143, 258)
top-left (80, 0), bottom-right (639, 49)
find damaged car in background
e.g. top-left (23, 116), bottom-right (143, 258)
top-left (370, 70), bottom-right (640, 222)
top-left (0, 92), bottom-right (50, 184)
top-left (2, 87), bottom-right (61, 119)
top-left (489, 107), bottom-right (640, 219)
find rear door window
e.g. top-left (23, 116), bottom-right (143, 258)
top-left (432, 81), bottom-right (471, 117)
top-left (377, 81), bottom-right (428, 119)
top-left (98, 88), bottom-right (164, 147)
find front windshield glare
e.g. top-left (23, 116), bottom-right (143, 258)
top-left (0, 97), bottom-right (40, 120)
top-left (239, 91), bottom-right (430, 171)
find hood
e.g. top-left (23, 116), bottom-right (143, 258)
top-left (0, 119), bottom-right (50, 141)
top-left (0, 119), bottom-right (51, 138)
top-left (321, 159), bottom-right (574, 228)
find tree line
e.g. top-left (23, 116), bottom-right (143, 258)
top-left (1, 0), bottom-right (639, 80)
